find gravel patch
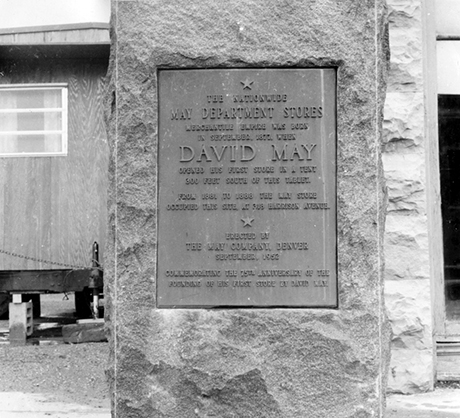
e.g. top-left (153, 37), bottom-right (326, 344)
top-left (0, 342), bottom-right (110, 408)
top-left (0, 294), bottom-right (110, 409)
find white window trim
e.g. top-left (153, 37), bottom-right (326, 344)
top-left (0, 83), bottom-right (68, 157)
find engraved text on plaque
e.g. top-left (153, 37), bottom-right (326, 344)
top-left (157, 69), bottom-right (337, 307)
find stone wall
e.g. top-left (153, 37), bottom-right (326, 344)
top-left (383, 0), bottom-right (435, 393)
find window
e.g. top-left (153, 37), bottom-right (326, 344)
top-left (0, 84), bottom-right (68, 157)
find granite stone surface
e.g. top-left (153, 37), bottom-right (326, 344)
top-left (383, 0), bottom-right (435, 393)
top-left (105, 0), bottom-right (390, 416)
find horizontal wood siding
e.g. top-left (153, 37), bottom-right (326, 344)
top-left (0, 58), bottom-right (108, 270)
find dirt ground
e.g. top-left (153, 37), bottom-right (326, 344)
top-left (0, 294), bottom-right (110, 409)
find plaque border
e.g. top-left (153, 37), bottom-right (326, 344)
top-left (156, 67), bottom-right (338, 309)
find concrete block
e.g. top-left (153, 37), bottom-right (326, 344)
top-left (9, 301), bottom-right (33, 345)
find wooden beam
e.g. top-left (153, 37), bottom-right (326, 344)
top-left (0, 23), bottom-right (110, 36)
top-left (0, 29), bottom-right (110, 46)
top-left (62, 321), bottom-right (107, 344)
top-left (0, 269), bottom-right (100, 293)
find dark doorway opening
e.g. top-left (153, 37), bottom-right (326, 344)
top-left (439, 94), bottom-right (460, 320)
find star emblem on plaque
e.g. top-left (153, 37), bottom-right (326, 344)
top-left (241, 217), bottom-right (254, 227)
top-left (240, 78), bottom-right (254, 90)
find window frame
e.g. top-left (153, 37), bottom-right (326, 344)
top-left (0, 83), bottom-right (68, 157)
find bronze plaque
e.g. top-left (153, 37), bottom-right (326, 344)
top-left (157, 69), bottom-right (336, 308)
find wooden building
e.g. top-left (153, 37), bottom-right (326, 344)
top-left (0, 18), bottom-right (109, 315)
